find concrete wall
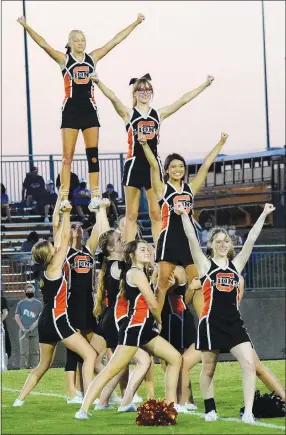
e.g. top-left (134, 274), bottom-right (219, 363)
top-left (4, 290), bottom-right (285, 369)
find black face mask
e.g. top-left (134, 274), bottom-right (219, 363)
top-left (26, 292), bottom-right (34, 299)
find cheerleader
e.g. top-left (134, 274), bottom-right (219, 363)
top-left (176, 201), bottom-right (276, 423)
top-left (17, 13), bottom-right (145, 209)
top-left (75, 239), bottom-right (182, 419)
top-left (13, 201), bottom-right (96, 407)
top-left (91, 72), bottom-right (214, 243)
top-left (139, 132), bottom-right (229, 314)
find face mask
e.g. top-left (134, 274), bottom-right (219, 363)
top-left (26, 292), bottom-right (34, 299)
top-left (228, 230), bottom-right (235, 236)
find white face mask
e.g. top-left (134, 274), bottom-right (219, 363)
top-left (228, 230), bottom-right (235, 236)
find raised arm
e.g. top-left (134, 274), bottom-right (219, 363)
top-left (139, 136), bottom-right (165, 199)
top-left (131, 269), bottom-right (161, 325)
top-left (176, 203), bottom-right (210, 277)
top-left (17, 16), bottom-right (66, 66)
top-left (158, 76), bottom-right (214, 122)
top-left (52, 187), bottom-right (69, 241)
top-left (233, 204), bottom-right (275, 274)
top-left (91, 74), bottom-right (131, 122)
top-left (47, 201), bottom-right (72, 278)
top-left (89, 14), bottom-right (145, 64)
top-left (190, 132), bottom-right (229, 196)
top-left (86, 199), bottom-right (111, 255)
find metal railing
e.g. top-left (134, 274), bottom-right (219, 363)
top-left (1, 153), bottom-right (126, 202)
top-left (2, 246), bottom-right (285, 294)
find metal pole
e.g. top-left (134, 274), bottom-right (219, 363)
top-left (22, 0), bottom-right (34, 169)
top-left (261, 0), bottom-right (271, 150)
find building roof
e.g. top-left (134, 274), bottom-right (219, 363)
top-left (186, 147), bottom-right (285, 165)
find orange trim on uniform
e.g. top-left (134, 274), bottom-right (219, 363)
top-left (54, 279), bottom-right (68, 319)
top-left (63, 262), bottom-right (70, 287)
top-left (126, 127), bottom-right (134, 159)
top-left (201, 278), bottom-right (212, 318)
top-left (91, 86), bottom-right (97, 105)
top-left (130, 294), bottom-right (148, 325)
top-left (168, 293), bottom-right (185, 319)
top-left (115, 295), bottom-right (128, 320)
top-left (63, 72), bottom-right (71, 98)
top-left (161, 202), bottom-right (170, 231)
top-left (104, 289), bottom-right (109, 307)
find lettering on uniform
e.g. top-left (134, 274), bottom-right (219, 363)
top-left (216, 273), bottom-right (238, 292)
top-left (74, 255), bottom-right (92, 273)
top-left (172, 195), bottom-right (193, 215)
top-left (136, 121), bottom-right (157, 140)
top-left (73, 66), bottom-right (90, 85)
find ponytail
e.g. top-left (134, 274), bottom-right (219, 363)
top-left (32, 263), bottom-right (45, 288)
top-left (119, 259), bottom-right (131, 300)
top-left (93, 258), bottom-right (107, 317)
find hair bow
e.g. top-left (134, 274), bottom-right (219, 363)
top-left (129, 73), bottom-right (151, 86)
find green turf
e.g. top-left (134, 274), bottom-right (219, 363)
top-left (1, 360), bottom-right (285, 434)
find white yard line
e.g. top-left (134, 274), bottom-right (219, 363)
top-left (2, 387), bottom-right (285, 431)
top-left (2, 387), bottom-right (66, 399)
top-left (186, 410), bottom-right (285, 431)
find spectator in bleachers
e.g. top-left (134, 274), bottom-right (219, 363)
top-left (72, 177), bottom-right (91, 220)
top-left (201, 217), bottom-right (213, 246)
top-left (21, 231), bottom-right (39, 253)
top-left (45, 180), bottom-right (58, 207)
top-left (1, 293), bottom-right (12, 364)
top-left (228, 225), bottom-right (243, 247)
top-left (1, 183), bottom-right (12, 222)
top-left (15, 284), bottom-right (42, 369)
top-left (102, 183), bottom-right (119, 205)
top-left (56, 171), bottom-right (79, 202)
top-left (102, 183), bottom-right (119, 226)
top-left (21, 167), bottom-right (50, 222)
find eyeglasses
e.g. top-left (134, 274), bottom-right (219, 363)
top-left (137, 89), bottom-right (152, 95)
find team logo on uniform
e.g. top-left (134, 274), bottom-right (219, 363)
top-left (172, 195), bottom-right (192, 215)
top-left (137, 121), bottom-right (156, 139)
top-left (216, 273), bottom-right (237, 292)
top-left (74, 255), bottom-right (92, 273)
top-left (73, 66), bottom-right (90, 84)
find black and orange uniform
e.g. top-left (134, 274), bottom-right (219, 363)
top-left (118, 267), bottom-right (159, 347)
top-left (196, 259), bottom-right (252, 352)
top-left (161, 272), bottom-right (197, 350)
top-left (156, 181), bottom-right (198, 266)
top-left (61, 53), bottom-right (100, 130)
top-left (38, 272), bottom-right (76, 344)
top-left (98, 260), bottom-right (129, 348)
top-left (122, 108), bottom-right (163, 190)
top-left (65, 245), bottom-right (95, 331)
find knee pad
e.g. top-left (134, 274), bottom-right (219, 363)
top-left (65, 348), bottom-right (82, 372)
top-left (86, 147), bottom-right (99, 173)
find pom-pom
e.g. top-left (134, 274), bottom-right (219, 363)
top-left (240, 390), bottom-right (286, 418)
top-left (136, 399), bottom-right (177, 426)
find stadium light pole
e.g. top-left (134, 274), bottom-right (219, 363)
top-left (22, 0), bottom-right (34, 168)
top-left (261, 0), bottom-right (271, 151)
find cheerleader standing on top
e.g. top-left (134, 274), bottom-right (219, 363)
top-left (17, 13), bottom-right (145, 210)
top-left (91, 72), bottom-right (214, 244)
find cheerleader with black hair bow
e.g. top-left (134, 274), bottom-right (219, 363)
top-left (91, 72), bottom-right (214, 244)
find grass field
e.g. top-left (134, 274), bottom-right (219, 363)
top-left (1, 360), bottom-right (285, 434)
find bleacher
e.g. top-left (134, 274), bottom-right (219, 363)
top-left (1, 202), bottom-right (153, 296)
